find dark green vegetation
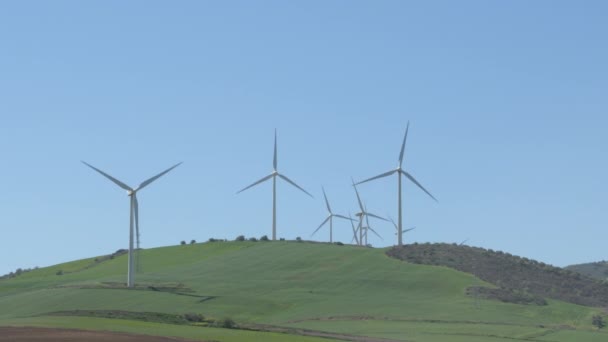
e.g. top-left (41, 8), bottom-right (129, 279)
top-left (1, 241), bottom-right (607, 341)
top-left (566, 261), bottom-right (608, 281)
top-left (387, 243), bottom-right (608, 307)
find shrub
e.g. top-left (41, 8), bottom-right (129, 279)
top-left (235, 235), bottom-right (245, 241)
top-left (335, 241), bottom-right (344, 246)
top-left (260, 235), bottom-right (269, 241)
top-left (593, 315), bottom-right (606, 329)
top-left (190, 239), bottom-right (196, 244)
top-left (56, 270), bottom-right (63, 276)
top-left (279, 238), bottom-right (285, 241)
top-left (249, 237), bottom-right (257, 242)
top-left (296, 236), bottom-right (302, 242)
top-left (208, 238), bottom-right (217, 242)
top-left (183, 313), bottom-right (204, 322)
top-left (180, 240), bottom-right (186, 245)
top-left (220, 317), bottom-right (236, 329)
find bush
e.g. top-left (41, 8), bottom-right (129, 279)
top-left (296, 236), bottom-right (302, 242)
top-left (190, 239), bottom-right (196, 244)
top-left (593, 315), bottom-right (606, 329)
top-left (334, 241), bottom-right (344, 246)
top-left (260, 235), bottom-right (269, 241)
top-left (56, 270), bottom-right (63, 276)
top-left (220, 317), bottom-right (236, 329)
top-left (235, 235), bottom-right (245, 241)
top-left (180, 240), bottom-right (186, 245)
top-left (208, 238), bottom-right (217, 242)
top-left (183, 313), bottom-right (204, 322)
top-left (249, 237), bottom-right (257, 242)
top-left (279, 238), bottom-right (285, 241)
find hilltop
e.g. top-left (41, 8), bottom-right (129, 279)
top-left (1, 241), bottom-right (607, 342)
top-left (566, 261), bottom-right (608, 281)
top-left (387, 243), bottom-right (608, 307)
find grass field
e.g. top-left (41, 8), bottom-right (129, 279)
top-left (1, 241), bottom-right (606, 341)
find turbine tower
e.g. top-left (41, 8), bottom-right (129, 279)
top-left (352, 179), bottom-right (387, 246)
top-left (356, 122), bottom-right (436, 247)
top-left (311, 187), bottom-right (354, 243)
top-left (349, 213), bottom-right (360, 245)
top-left (82, 161), bottom-right (181, 288)
top-left (237, 129), bottom-right (312, 240)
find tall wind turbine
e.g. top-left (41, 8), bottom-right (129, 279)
top-left (356, 122), bottom-right (437, 247)
top-left (82, 161), bottom-right (181, 288)
top-left (352, 179), bottom-right (387, 245)
top-left (237, 129), bottom-right (312, 240)
top-left (311, 187), bottom-right (353, 243)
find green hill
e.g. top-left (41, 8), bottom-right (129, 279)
top-left (387, 243), bottom-right (608, 307)
top-left (566, 261), bottom-right (608, 282)
top-left (1, 241), bottom-right (607, 342)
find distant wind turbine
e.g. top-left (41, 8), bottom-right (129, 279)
top-left (349, 213), bottom-right (360, 245)
top-left (389, 216), bottom-right (416, 237)
top-left (311, 187), bottom-right (354, 243)
top-left (352, 178), bottom-right (387, 246)
top-left (82, 161), bottom-right (182, 288)
top-left (355, 122), bottom-right (437, 247)
top-left (237, 129), bottom-right (312, 240)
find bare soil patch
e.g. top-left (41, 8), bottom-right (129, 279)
top-left (0, 327), bottom-right (204, 342)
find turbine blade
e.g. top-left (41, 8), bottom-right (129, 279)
top-left (367, 225), bottom-right (383, 240)
top-left (334, 214), bottom-right (356, 221)
top-left (403, 227), bottom-right (416, 233)
top-left (322, 187), bottom-right (332, 213)
top-left (402, 170), bottom-right (437, 202)
top-left (273, 129), bottom-right (278, 171)
top-left (388, 215), bottom-right (398, 230)
top-left (134, 194), bottom-right (140, 250)
top-left (355, 169), bottom-right (397, 186)
top-left (351, 178), bottom-right (365, 212)
top-left (237, 173), bottom-right (274, 194)
top-left (136, 162), bottom-right (182, 191)
top-left (278, 174), bottom-right (313, 197)
top-left (399, 122), bottom-right (410, 167)
top-left (366, 212), bottom-right (389, 222)
top-left (311, 216), bottom-right (330, 237)
top-left (81, 161), bottom-right (132, 191)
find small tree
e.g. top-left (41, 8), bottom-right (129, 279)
top-left (180, 240), bottom-right (186, 245)
top-left (296, 236), bottom-right (302, 242)
top-left (592, 315), bottom-right (606, 329)
top-left (260, 235), bottom-right (269, 241)
top-left (235, 235), bottom-right (245, 241)
top-left (249, 237), bottom-right (257, 242)
top-left (190, 239), bottom-right (196, 244)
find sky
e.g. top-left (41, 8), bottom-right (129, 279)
top-left (0, 1), bottom-right (607, 276)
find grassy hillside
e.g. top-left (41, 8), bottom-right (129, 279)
top-left (567, 261), bottom-right (608, 281)
top-left (1, 241), bottom-right (607, 341)
top-left (387, 243), bottom-right (608, 307)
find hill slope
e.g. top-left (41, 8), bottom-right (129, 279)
top-left (1, 241), bottom-right (607, 342)
top-left (567, 261), bottom-right (608, 281)
top-left (387, 243), bottom-right (608, 307)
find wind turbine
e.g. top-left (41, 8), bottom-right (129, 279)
top-left (352, 179), bottom-right (387, 245)
top-left (311, 187), bottom-right (354, 243)
top-left (389, 216), bottom-right (416, 237)
top-left (82, 161), bottom-right (181, 288)
top-left (237, 129), bottom-right (312, 240)
top-left (362, 207), bottom-right (383, 246)
top-left (349, 213), bottom-right (360, 245)
top-left (355, 122), bottom-right (437, 247)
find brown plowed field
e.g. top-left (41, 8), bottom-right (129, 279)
top-left (0, 327), bottom-right (202, 342)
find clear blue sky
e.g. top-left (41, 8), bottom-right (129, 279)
top-left (1, 1), bottom-right (606, 275)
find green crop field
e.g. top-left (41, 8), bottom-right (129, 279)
top-left (1, 241), bottom-right (606, 341)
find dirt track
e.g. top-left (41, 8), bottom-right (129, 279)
top-left (0, 327), bottom-right (202, 342)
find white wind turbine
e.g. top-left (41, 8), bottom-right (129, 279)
top-left (311, 187), bottom-right (354, 243)
top-left (352, 179), bottom-right (387, 246)
top-left (356, 122), bottom-right (436, 247)
top-left (237, 129), bottom-right (312, 240)
top-left (82, 161), bottom-right (181, 288)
